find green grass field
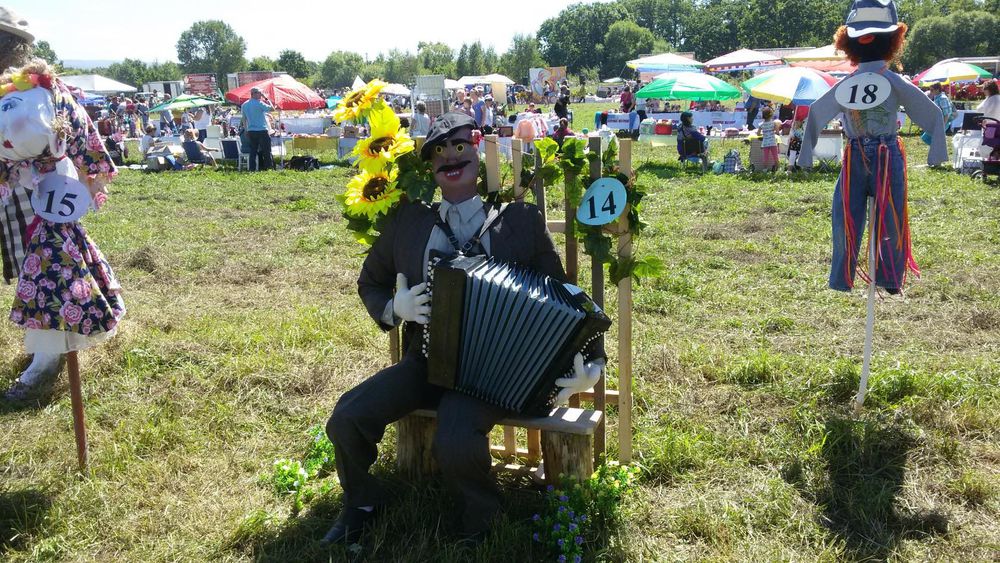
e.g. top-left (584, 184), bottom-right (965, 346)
top-left (1, 103), bottom-right (998, 561)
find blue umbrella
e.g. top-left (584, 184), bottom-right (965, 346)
top-left (326, 96), bottom-right (342, 109)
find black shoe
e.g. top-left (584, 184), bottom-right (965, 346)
top-left (320, 507), bottom-right (379, 545)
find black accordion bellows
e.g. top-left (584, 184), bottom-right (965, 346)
top-left (425, 255), bottom-right (611, 416)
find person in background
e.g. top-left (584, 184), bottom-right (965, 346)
top-left (136, 97), bottom-right (149, 130)
top-left (458, 97), bottom-right (475, 119)
top-left (745, 94), bottom-right (761, 130)
top-left (787, 118), bottom-right (805, 170)
top-left (470, 88), bottom-right (484, 127)
top-left (676, 111), bottom-right (708, 169)
top-left (553, 95), bottom-right (569, 120)
top-left (409, 101), bottom-right (431, 137)
top-left (181, 128), bottom-right (219, 166)
top-left (481, 95), bottom-right (496, 134)
top-left (929, 83), bottom-right (955, 134)
top-left (525, 101), bottom-right (538, 114)
top-left (552, 117), bottom-right (576, 147)
top-left (756, 106), bottom-right (780, 172)
top-left (976, 79), bottom-right (1000, 121)
top-left (619, 85), bottom-right (635, 113)
top-left (139, 125), bottom-right (158, 156)
top-left (242, 86), bottom-right (274, 171)
top-left (193, 105), bottom-right (212, 142)
top-left (453, 88), bottom-right (466, 109)
top-left (158, 106), bottom-right (174, 135)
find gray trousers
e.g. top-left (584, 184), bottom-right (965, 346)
top-left (326, 354), bottom-right (507, 534)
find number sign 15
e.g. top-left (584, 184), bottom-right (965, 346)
top-left (834, 72), bottom-right (892, 111)
top-left (29, 173), bottom-right (93, 223)
top-left (577, 177), bottom-right (628, 226)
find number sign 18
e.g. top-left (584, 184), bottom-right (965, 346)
top-left (577, 177), bottom-right (628, 226)
top-left (834, 72), bottom-right (892, 111)
top-left (29, 173), bottom-right (93, 224)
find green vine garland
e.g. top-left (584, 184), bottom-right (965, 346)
top-left (517, 136), bottom-right (663, 285)
top-left (341, 134), bottom-right (661, 286)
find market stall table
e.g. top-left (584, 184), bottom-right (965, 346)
top-left (291, 136), bottom-right (339, 152)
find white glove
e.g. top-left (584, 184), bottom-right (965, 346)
top-left (392, 273), bottom-right (431, 324)
top-left (554, 353), bottom-right (604, 405)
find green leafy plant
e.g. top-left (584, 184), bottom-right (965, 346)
top-left (532, 462), bottom-right (643, 561)
top-left (267, 458), bottom-right (308, 496)
top-left (303, 424), bottom-right (336, 477)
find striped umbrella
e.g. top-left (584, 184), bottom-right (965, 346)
top-left (742, 67), bottom-right (838, 105)
top-left (635, 72), bottom-right (741, 101)
top-left (916, 61), bottom-right (992, 85)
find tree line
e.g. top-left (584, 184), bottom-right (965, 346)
top-left (38, 1), bottom-right (1000, 92)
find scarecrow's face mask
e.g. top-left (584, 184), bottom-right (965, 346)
top-left (0, 86), bottom-right (55, 162)
top-left (431, 127), bottom-right (478, 195)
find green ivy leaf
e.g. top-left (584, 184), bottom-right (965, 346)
top-left (535, 138), bottom-right (559, 164)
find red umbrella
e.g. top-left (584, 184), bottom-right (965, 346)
top-left (225, 75), bottom-right (325, 110)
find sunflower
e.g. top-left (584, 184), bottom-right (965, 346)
top-left (352, 102), bottom-right (415, 173)
top-left (343, 167), bottom-right (402, 220)
top-left (333, 79), bottom-right (387, 123)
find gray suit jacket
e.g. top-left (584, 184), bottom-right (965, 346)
top-left (358, 200), bottom-right (605, 360)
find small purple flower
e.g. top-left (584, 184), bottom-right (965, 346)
top-left (559, 506), bottom-right (567, 513)
top-left (568, 510), bottom-right (575, 518)
top-left (575, 535), bottom-right (583, 546)
top-left (557, 538), bottom-right (565, 547)
top-left (559, 495), bottom-right (569, 502)
top-left (533, 513), bottom-right (541, 521)
top-left (532, 532), bottom-right (540, 542)
top-left (580, 514), bottom-right (588, 522)
top-left (569, 523), bottom-right (577, 532)
top-left (553, 523), bottom-right (561, 532)
top-left (547, 485), bottom-right (555, 492)
top-left (557, 556), bottom-right (566, 563)
top-left (573, 555), bottom-right (582, 563)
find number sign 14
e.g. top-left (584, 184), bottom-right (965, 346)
top-left (577, 177), bottom-right (628, 226)
top-left (834, 72), bottom-right (892, 111)
top-left (29, 173), bottom-right (93, 224)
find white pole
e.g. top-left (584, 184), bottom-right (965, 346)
top-left (855, 195), bottom-right (878, 411)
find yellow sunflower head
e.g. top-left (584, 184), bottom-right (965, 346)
top-left (344, 168), bottom-right (402, 220)
top-left (333, 78), bottom-right (388, 123)
top-left (352, 103), bottom-right (415, 173)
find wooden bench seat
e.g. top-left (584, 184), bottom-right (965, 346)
top-left (396, 407), bottom-right (602, 485)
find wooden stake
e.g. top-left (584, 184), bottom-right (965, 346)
top-left (485, 134), bottom-right (500, 193)
top-left (588, 136), bottom-right (606, 464)
top-left (67, 351), bottom-right (88, 471)
top-left (617, 139), bottom-right (634, 463)
top-left (855, 196), bottom-right (878, 412)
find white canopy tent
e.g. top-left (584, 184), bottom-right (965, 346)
top-left (351, 76), bottom-right (366, 90)
top-left (458, 74), bottom-right (515, 85)
top-left (783, 44), bottom-right (847, 62)
top-left (704, 48), bottom-right (783, 72)
top-left (60, 74), bottom-right (137, 94)
top-left (627, 53), bottom-right (704, 71)
top-left (382, 83), bottom-right (411, 96)
top-left (444, 78), bottom-right (463, 89)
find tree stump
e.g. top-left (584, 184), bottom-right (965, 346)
top-left (540, 430), bottom-right (594, 485)
top-left (396, 414), bottom-right (437, 479)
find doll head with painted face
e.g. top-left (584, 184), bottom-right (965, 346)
top-left (0, 61), bottom-right (116, 204)
top-left (420, 112), bottom-right (480, 203)
top-left (834, 0), bottom-right (908, 67)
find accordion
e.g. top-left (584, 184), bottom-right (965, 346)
top-left (423, 254), bottom-right (611, 415)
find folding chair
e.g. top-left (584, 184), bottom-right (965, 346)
top-left (679, 136), bottom-right (707, 172)
top-left (220, 139), bottom-right (241, 168)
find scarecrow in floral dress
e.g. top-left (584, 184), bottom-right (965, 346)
top-left (0, 60), bottom-right (125, 401)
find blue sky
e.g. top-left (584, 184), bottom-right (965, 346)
top-left (8, 0), bottom-right (597, 63)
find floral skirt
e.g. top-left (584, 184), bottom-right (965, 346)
top-left (10, 221), bottom-right (125, 352)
